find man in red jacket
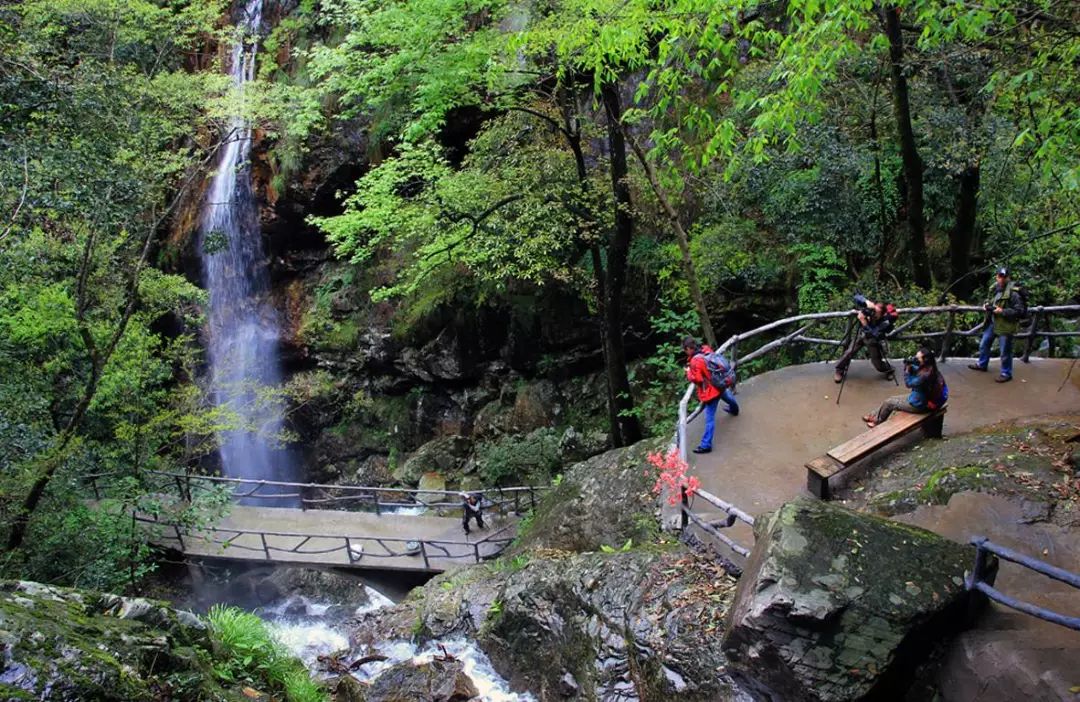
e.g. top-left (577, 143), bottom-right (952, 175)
top-left (683, 336), bottom-right (739, 454)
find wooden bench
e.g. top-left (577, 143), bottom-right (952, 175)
top-left (806, 407), bottom-right (946, 500)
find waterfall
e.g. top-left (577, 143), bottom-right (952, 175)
top-left (199, 0), bottom-right (299, 502)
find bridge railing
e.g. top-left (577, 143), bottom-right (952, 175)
top-left (135, 512), bottom-right (517, 571)
top-left (87, 470), bottom-right (548, 516)
top-left (967, 536), bottom-right (1080, 631)
top-left (678, 485), bottom-right (755, 563)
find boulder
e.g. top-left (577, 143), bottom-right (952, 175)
top-left (722, 498), bottom-right (982, 701)
top-left (0, 581), bottom-right (220, 701)
top-left (512, 438), bottom-right (664, 554)
top-left (353, 550), bottom-right (748, 701)
top-left (395, 436), bottom-right (473, 485)
top-left (416, 472), bottom-right (448, 508)
top-left (557, 426), bottom-right (610, 463)
top-left (365, 659), bottom-right (477, 702)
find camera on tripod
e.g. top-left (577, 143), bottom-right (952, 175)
top-left (903, 356), bottom-right (919, 367)
top-left (853, 293), bottom-right (872, 312)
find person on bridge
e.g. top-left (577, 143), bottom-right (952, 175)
top-left (683, 336), bottom-right (739, 455)
top-left (462, 492), bottom-right (485, 535)
top-left (834, 296), bottom-right (897, 383)
top-left (863, 347), bottom-right (948, 427)
top-left (969, 267), bottom-right (1026, 383)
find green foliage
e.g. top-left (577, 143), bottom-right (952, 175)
top-left (792, 244), bottom-right (847, 313)
top-left (206, 605), bottom-right (327, 702)
top-left (475, 428), bottom-right (562, 485)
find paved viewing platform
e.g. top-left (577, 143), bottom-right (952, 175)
top-left (686, 357), bottom-right (1080, 515)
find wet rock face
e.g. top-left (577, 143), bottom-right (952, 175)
top-left (722, 498), bottom-right (980, 702)
top-left (352, 550), bottom-right (745, 701)
top-left (0, 581), bottom-right (214, 701)
top-left (365, 659), bottom-right (478, 702)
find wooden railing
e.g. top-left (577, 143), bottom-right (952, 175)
top-left (678, 486), bottom-right (755, 559)
top-left (967, 536), bottom-right (1080, 630)
top-left (87, 470), bottom-right (547, 516)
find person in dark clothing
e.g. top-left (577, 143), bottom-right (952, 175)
top-left (863, 347), bottom-right (947, 427)
top-left (969, 267), bottom-right (1025, 382)
top-left (682, 336), bottom-right (739, 455)
top-left (462, 492), bottom-right (485, 535)
top-left (834, 298), bottom-right (896, 383)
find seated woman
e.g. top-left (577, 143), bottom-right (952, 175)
top-left (863, 347), bottom-right (947, 428)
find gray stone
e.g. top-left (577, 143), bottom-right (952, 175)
top-left (365, 659), bottom-right (477, 702)
top-left (723, 498), bottom-right (982, 702)
top-left (395, 436), bottom-right (473, 485)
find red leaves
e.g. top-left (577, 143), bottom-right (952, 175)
top-left (646, 448), bottom-right (701, 505)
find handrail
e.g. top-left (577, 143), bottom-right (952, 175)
top-left (966, 536), bottom-right (1080, 630)
top-left (87, 470), bottom-right (549, 515)
top-left (676, 486), bottom-right (754, 559)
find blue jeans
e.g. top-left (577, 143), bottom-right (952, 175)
top-left (978, 322), bottom-right (1013, 378)
top-left (699, 389), bottom-right (739, 450)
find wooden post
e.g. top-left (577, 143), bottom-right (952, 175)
top-left (419, 541), bottom-right (430, 571)
top-left (680, 486), bottom-right (689, 530)
top-left (1023, 308), bottom-right (1043, 363)
top-left (346, 537), bottom-right (355, 564)
top-left (473, 542), bottom-right (481, 564)
top-left (729, 337), bottom-right (739, 393)
top-left (940, 308), bottom-right (956, 361)
top-left (260, 533), bottom-right (270, 561)
top-left (173, 523), bottom-right (185, 551)
top-left (374, 491), bottom-right (381, 516)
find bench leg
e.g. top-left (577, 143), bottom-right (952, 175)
top-left (922, 413), bottom-right (945, 439)
top-left (807, 470), bottom-right (831, 500)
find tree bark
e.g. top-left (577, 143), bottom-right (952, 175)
top-left (600, 83), bottom-right (643, 446)
top-left (625, 132), bottom-right (717, 348)
top-left (559, 87), bottom-right (623, 446)
top-left (882, 5), bottom-right (932, 289)
top-left (950, 165), bottom-right (979, 299)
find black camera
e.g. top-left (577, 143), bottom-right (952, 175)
top-left (853, 293), bottom-right (870, 311)
top-left (903, 356), bottom-right (919, 367)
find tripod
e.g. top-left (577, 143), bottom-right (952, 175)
top-left (835, 332), bottom-right (898, 406)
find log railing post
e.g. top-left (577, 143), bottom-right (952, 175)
top-left (419, 541), bottom-right (430, 570)
top-left (1023, 307), bottom-right (1044, 363)
top-left (260, 533), bottom-right (270, 561)
top-left (940, 307), bottom-right (956, 361)
top-left (680, 486), bottom-right (689, 530)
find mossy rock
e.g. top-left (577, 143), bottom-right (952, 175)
top-left (0, 581), bottom-right (232, 702)
top-left (723, 498), bottom-right (983, 701)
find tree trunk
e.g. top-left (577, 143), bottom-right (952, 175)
top-left (625, 133), bottom-right (717, 347)
top-left (950, 165), bottom-right (979, 299)
top-left (560, 87), bottom-right (624, 446)
top-left (882, 5), bottom-right (932, 289)
top-left (600, 83), bottom-right (643, 446)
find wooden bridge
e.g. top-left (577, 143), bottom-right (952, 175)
top-left (90, 473), bottom-right (546, 574)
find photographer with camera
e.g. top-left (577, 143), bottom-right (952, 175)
top-left (834, 294), bottom-right (897, 383)
top-left (968, 267), bottom-right (1026, 383)
top-left (863, 347), bottom-right (948, 427)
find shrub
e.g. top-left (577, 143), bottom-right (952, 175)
top-left (206, 605), bottom-right (326, 702)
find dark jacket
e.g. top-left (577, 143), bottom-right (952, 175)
top-left (986, 281), bottom-right (1024, 335)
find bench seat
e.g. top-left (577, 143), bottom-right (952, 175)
top-left (806, 407), bottom-right (946, 499)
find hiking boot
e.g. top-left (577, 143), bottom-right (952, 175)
top-left (995, 375), bottom-right (1012, 383)
top-left (723, 407), bottom-right (739, 416)
top-left (692, 447), bottom-right (712, 454)
top-left (968, 363), bottom-right (988, 371)
top-left (833, 369), bottom-right (845, 383)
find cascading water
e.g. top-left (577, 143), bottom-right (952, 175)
top-left (199, 0), bottom-right (298, 500)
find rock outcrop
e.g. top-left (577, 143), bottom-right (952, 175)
top-left (722, 498), bottom-right (983, 701)
top-left (365, 659), bottom-right (478, 702)
top-left (0, 581), bottom-right (219, 701)
top-left (347, 440), bottom-right (749, 701)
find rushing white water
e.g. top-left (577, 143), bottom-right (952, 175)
top-left (199, 0), bottom-right (298, 499)
top-left (266, 586), bottom-right (531, 701)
